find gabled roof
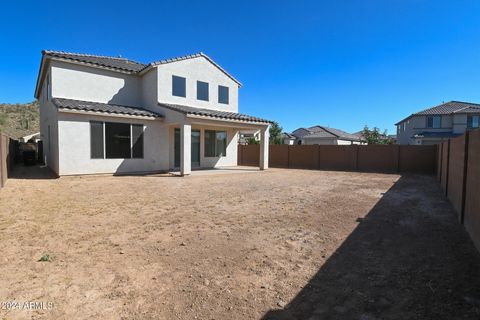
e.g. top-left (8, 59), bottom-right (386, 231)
top-left (291, 125), bottom-right (363, 142)
top-left (42, 50), bottom-right (147, 72)
top-left (53, 98), bottom-right (163, 118)
top-left (146, 53), bottom-right (242, 86)
top-left (158, 103), bottom-right (272, 124)
top-left (35, 50), bottom-right (242, 98)
top-left (396, 101), bottom-right (480, 125)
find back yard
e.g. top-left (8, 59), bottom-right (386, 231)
top-left (1, 168), bottom-right (480, 319)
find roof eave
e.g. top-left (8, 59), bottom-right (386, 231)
top-left (186, 114), bottom-right (270, 125)
top-left (57, 107), bottom-right (163, 120)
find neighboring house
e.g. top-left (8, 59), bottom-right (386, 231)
top-left (34, 50), bottom-right (271, 176)
top-left (19, 132), bottom-right (40, 143)
top-left (290, 125), bottom-right (365, 145)
top-left (238, 130), bottom-right (260, 145)
top-left (282, 132), bottom-right (296, 145)
top-left (395, 101), bottom-right (480, 145)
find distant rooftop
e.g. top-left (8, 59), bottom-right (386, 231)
top-left (396, 101), bottom-right (480, 125)
top-left (291, 125), bottom-right (364, 142)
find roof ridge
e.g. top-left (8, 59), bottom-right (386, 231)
top-left (147, 52), bottom-right (204, 66)
top-left (43, 50), bottom-right (143, 63)
top-left (450, 100), bottom-right (480, 107)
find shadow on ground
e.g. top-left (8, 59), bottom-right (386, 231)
top-left (9, 164), bottom-right (57, 180)
top-left (262, 175), bottom-right (480, 320)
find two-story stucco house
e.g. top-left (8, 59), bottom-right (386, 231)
top-left (34, 50), bottom-right (271, 176)
top-left (395, 101), bottom-right (480, 145)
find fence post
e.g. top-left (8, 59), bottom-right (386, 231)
top-left (445, 139), bottom-right (451, 197)
top-left (460, 131), bottom-right (470, 225)
top-left (287, 145), bottom-right (290, 169)
top-left (439, 143), bottom-right (443, 182)
top-left (355, 145), bottom-right (359, 172)
top-left (317, 145), bottom-right (321, 169)
top-left (396, 145), bottom-right (401, 173)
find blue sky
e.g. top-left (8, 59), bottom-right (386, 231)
top-left (1, 0), bottom-right (480, 134)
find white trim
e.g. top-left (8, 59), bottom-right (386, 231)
top-left (58, 108), bottom-right (162, 120)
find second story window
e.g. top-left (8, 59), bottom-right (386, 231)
top-left (218, 85), bottom-right (229, 104)
top-left (172, 75), bottom-right (186, 97)
top-left (468, 115), bottom-right (480, 128)
top-left (197, 81), bottom-right (209, 101)
top-left (426, 116), bottom-right (441, 128)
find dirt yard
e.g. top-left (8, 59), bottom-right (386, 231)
top-left (1, 167), bottom-right (480, 320)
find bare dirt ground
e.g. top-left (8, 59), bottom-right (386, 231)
top-left (1, 167), bottom-right (480, 320)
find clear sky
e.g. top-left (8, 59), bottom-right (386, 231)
top-left (1, 0), bottom-right (480, 134)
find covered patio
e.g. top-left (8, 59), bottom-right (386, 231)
top-left (158, 102), bottom-right (271, 175)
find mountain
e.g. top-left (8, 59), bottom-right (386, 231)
top-left (0, 101), bottom-right (40, 139)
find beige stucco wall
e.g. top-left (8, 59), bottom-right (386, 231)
top-left (51, 60), bottom-right (143, 106)
top-left (39, 71), bottom-right (60, 175)
top-left (155, 57), bottom-right (239, 113)
top-left (57, 112), bottom-right (168, 175)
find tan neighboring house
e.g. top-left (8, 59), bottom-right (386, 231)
top-left (395, 101), bottom-right (480, 145)
top-left (290, 125), bottom-right (365, 145)
top-left (35, 50), bottom-right (271, 176)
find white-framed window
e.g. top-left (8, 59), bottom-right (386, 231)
top-left (467, 115), bottom-right (480, 128)
top-left (426, 116), bottom-right (441, 128)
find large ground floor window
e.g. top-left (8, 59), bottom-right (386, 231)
top-left (90, 121), bottom-right (144, 159)
top-left (205, 130), bottom-right (227, 157)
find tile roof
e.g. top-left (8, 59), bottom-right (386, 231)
top-left (43, 50), bottom-right (147, 72)
top-left (282, 132), bottom-right (296, 139)
top-left (41, 50), bottom-right (241, 85)
top-left (158, 103), bottom-right (272, 124)
top-left (396, 101), bottom-right (480, 125)
top-left (291, 125), bottom-right (363, 141)
top-left (53, 98), bottom-right (162, 118)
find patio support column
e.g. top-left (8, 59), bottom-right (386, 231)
top-left (259, 126), bottom-right (270, 170)
top-left (180, 123), bottom-right (191, 176)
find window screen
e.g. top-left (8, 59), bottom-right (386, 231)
top-left (197, 81), bottom-right (209, 101)
top-left (218, 85), bottom-right (229, 104)
top-left (105, 122), bottom-right (131, 159)
top-left (172, 75), bottom-right (186, 97)
top-left (90, 121), bottom-right (104, 159)
top-left (132, 124), bottom-right (144, 158)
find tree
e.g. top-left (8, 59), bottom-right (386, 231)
top-left (246, 136), bottom-right (259, 145)
top-left (269, 121), bottom-right (283, 145)
top-left (361, 125), bottom-right (394, 145)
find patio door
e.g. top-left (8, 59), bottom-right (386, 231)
top-left (174, 128), bottom-right (200, 168)
top-left (191, 130), bottom-right (200, 167)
